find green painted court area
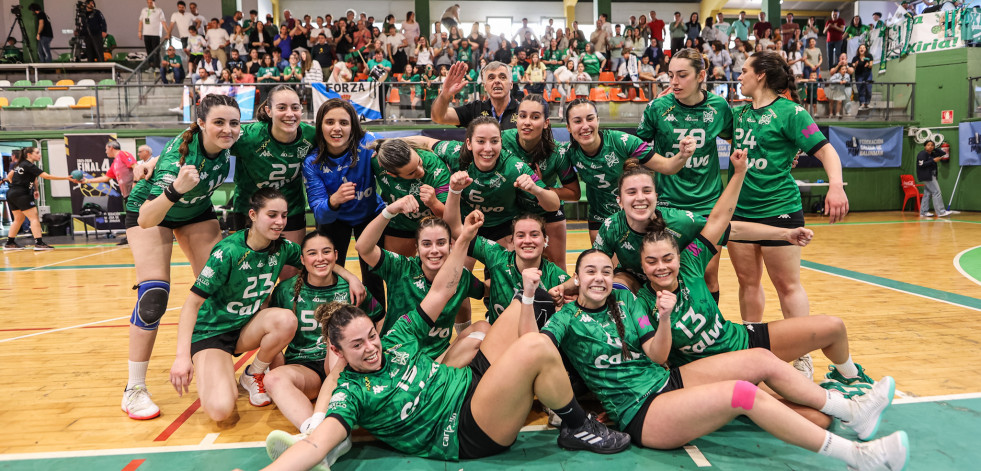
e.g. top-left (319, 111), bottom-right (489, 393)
top-left (955, 246), bottom-right (981, 286)
top-left (2, 397), bottom-right (978, 470)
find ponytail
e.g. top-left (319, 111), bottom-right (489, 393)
top-left (177, 122), bottom-right (199, 166)
top-left (747, 51), bottom-right (800, 104)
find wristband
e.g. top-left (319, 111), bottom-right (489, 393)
top-left (164, 183), bottom-right (184, 203)
top-left (449, 188), bottom-right (462, 195)
top-left (521, 294), bottom-right (535, 305)
top-left (381, 208), bottom-right (396, 220)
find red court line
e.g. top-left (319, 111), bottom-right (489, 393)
top-left (154, 350), bottom-right (257, 442)
top-left (121, 458), bottom-right (145, 471)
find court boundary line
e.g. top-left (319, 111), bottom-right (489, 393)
top-left (800, 260), bottom-right (981, 312)
top-left (0, 391), bottom-right (975, 462)
top-left (26, 247), bottom-right (123, 271)
top-left (0, 307), bottom-right (181, 343)
top-left (953, 245), bottom-right (981, 287)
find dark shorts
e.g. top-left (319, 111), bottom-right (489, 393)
top-left (5, 188), bottom-right (35, 211)
top-left (588, 220), bottom-right (603, 231)
top-left (477, 221), bottom-right (512, 242)
top-left (383, 225), bottom-right (417, 239)
top-left (287, 358), bottom-right (328, 382)
top-left (227, 211), bottom-right (307, 232)
top-left (624, 367), bottom-right (684, 445)
top-left (542, 208), bottom-right (567, 224)
top-left (125, 207), bottom-right (218, 230)
top-left (744, 323), bottom-right (772, 350)
top-left (457, 350), bottom-right (511, 460)
top-left (190, 329), bottom-right (245, 358)
top-left (729, 210), bottom-right (805, 247)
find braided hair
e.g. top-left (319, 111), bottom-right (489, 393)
top-left (178, 94), bottom-right (240, 165)
top-left (292, 229), bottom-right (338, 313)
top-left (618, 158), bottom-right (667, 233)
top-left (575, 249), bottom-right (631, 358)
top-left (315, 301), bottom-right (369, 348)
top-left (747, 50), bottom-right (801, 103)
top-left (517, 94), bottom-right (555, 171)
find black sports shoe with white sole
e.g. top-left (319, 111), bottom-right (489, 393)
top-left (557, 414), bottom-right (631, 454)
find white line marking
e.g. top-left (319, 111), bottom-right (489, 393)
top-left (0, 441), bottom-right (267, 461)
top-left (953, 245), bottom-right (981, 287)
top-left (0, 307), bottom-right (179, 343)
top-left (26, 247), bottom-right (123, 271)
top-left (4, 391), bottom-right (981, 462)
top-left (800, 265), bottom-right (981, 313)
top-left (684, 444), bottom-right (712, 467)
top-left (893, 391), bottom-right (981, 404)
top-left (199, 433), bottom-right (220, 445)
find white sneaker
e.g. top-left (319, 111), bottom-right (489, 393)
top-left (239, 367), bottom-right (271, 407)
top-left (848, 431), bottom-right (909, 471)
top-left (121, 385), bottom-right (161, 420)
top-left (919, 212), bottom-right (934, 218)
top-left (937, 210), bottom-right (952, 217)
top-left (793, 353), bottom-right (814, 381)
top-left (169, 106), bottom-right (183, 113)
top-left (843, 376), bottom-right (896, 441)
top-left (266, 430), bottom-right (352, 470)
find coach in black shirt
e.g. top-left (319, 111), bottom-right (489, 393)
top-left (431, 61), bottom-right (519, 129)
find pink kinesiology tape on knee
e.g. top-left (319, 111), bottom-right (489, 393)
top-left (731, 380), bottom-right (758, 410)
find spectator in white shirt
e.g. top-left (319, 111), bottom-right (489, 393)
top-left (168, 0), bottom-right (193, 52)
top-left (188, 2), bottom-right (205, 34)
top-left (138, 0), bottom-right (167, 66)
top-left (205, 18), bottom-right (230, 65)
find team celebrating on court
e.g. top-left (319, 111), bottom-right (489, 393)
top-left (117, 50), bottom-right (909, 471)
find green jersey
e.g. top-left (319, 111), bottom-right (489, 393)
top-left (501, 130), bottom-right (576, 217)
top-left (470, 235), bottom-right (569, 323)
top-left (543, 48), bottom-right (568, 71)
top-left (126, 129), bottom-right (231, 222)
top-left (372, 150), bottom-right (451, 233)
top-left (511, 65), bottom-right (525, 83)
top-left (634, 236), bottom-right (748, 366)
top-left (270, 275), bottom-right (384, 364)
top-left (581, 53), bottom-right (602, 76)
top-left (190, 230), bottom-right (302, 343)
top-left (230, 121), bottom-right (316, 217)
top-left (326, 308), bottom-right (472, 460)
top-left (636, 92), bottom-right (734, 214)
top-left (593, 208), bottom-right (707, 282)
top-left (370, 249), bottom-right (484, 358)
top-left (730, 97), bottom-right (828, 218)
top-left (567, 130), bottom-right (656, 223)
top-left (432, 140), bottom-right (547, 228)
top-left (542, 290), bottom-right (669, 429)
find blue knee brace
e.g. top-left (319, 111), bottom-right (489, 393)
top-left (131, 280), bottom-right (170, 330)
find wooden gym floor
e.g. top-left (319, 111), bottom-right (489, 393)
top-left (1, 211), bottom-right (980, 469)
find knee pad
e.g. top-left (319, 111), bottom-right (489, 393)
top-left (731, 380), bottom-right (758, 411)
top-left (612, 282), bottom-right (631, 291)
top-left (131, 280), bottom-right (170, 330)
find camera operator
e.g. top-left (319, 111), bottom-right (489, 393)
top-left (28, 3), bottom-right (52, 62)
top-left (79, 0), bottom-right (107, 62)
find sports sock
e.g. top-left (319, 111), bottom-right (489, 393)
top-left (127, 360), bottom-right (149, 389)
top-left (834, 355), bottom-right (860, 378)
top-left (249, 358), bottom-right (271, 376)
top-left (35, 237), bottom-right (44, 245)
top-left (818, 389), bottom-right (853, 421)
top-left (711, 291), bottom-right (720, 304)
top-left (552, 397), bottom-right (588, 429)
top-left (817, 431), bottom-right (859, 467)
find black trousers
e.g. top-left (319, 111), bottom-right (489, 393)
top-left (317, 217), bottom-right (386, 313)
top-left (144, 35), bottom-right (161, 65)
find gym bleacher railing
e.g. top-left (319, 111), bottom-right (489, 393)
top-left (0, 79), bottom-right (915, 130)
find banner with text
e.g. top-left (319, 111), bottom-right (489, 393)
top-left (957, 121), bottom-right (981, 166)
top-left (66, 133), bottom-right (125, 229)
top-left (828, 126), bottom-right (904, 168)
top-left (311, 82), bottom-right (383, 121)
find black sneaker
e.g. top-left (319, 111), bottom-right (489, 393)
top-left (116, 237), bottom-right (129, 246)
top-left (557, 414), bottom-right (631, 454)
top-left (3, 241), bottom-right (20, 251)
top-left (34, 242), bottom-right (55, 251)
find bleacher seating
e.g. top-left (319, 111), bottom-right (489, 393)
top-left (48, 96), bottom-right (76, 109)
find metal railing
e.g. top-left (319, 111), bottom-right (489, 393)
top-left (0, 78), bottom-right (916, 130)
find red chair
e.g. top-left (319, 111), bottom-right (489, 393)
top-left (900, 175), bottom-right (923, 212)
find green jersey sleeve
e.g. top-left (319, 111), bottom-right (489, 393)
top-left (432, 140), bottom-right (463, 172)
top-left (191, 242), bottom-right (234, 298)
